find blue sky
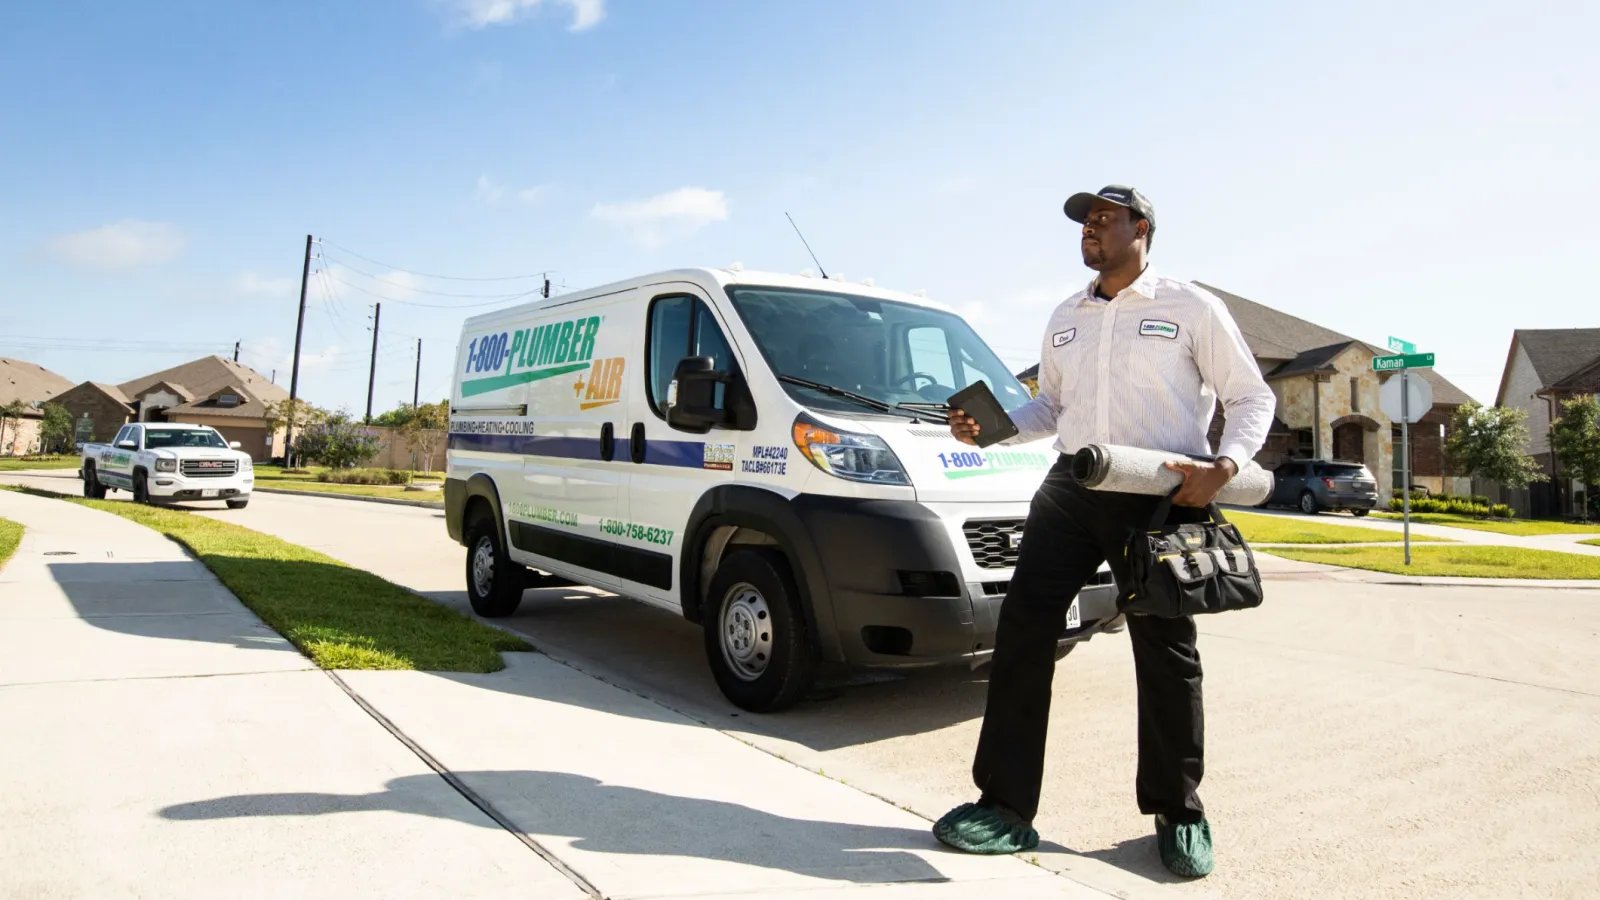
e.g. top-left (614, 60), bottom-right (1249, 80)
top-left (2, 0), bottom-right (1595, 414)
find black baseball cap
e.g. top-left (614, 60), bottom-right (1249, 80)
top-left (1063, 185), bottom-right (1156, 234)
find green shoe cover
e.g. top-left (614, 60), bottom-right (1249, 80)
top-left (1156, 815), bottom-right (1214, 877)
top-left (932, 801), bottom-right (1040, 855)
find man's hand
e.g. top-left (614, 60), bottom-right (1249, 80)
top-left (1163, 457), bottom-right (1238, 507)
top-left (948, 407), bottom-right (980, 446)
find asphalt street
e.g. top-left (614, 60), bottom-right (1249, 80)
top-left (7, 470), bottom-right (1598, 899)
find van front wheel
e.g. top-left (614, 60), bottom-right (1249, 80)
top-left (704, 549), bottom-right (817, 713)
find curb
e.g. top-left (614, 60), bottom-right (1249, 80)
top-left (252, 486), bottom-right (444, 510)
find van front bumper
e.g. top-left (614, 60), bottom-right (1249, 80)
top-left (789, 496), bottom-right (1121, 668)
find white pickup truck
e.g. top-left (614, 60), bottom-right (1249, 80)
top-left (80, 422), bottom-right (254, 508)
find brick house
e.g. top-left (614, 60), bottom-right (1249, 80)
top-left (1492, 328), bottom-right (1600, 519)
top-left (54, 356), bottom-right (289, 461)
top-left (0, 357), bottom-right (76, 455)
top-left (1016, 284), bottom-right (1476, 503)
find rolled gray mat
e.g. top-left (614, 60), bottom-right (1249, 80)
top-left (1069, 443), bottom-right (1273, 507)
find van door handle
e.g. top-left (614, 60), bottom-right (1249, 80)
top-left (630, 422), bottom-right (646, 464)
top-left (600, 422), bottom-right (615, 462)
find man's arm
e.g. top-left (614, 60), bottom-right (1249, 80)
top-left (1196, 293), bottom-right (1276, 468)
top-left (949, 312), bottom-right (1064, 446)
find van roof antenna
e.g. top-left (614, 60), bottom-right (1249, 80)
top-left (785, 212), bottom-right (828, 280)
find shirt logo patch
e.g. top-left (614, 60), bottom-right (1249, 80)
top-left (1140, 319), bottom-right (1179, 339)
top-left (1052, 328), bottom-right (1077, 347)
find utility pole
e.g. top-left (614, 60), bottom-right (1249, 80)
top-left (233, 341), bottom-right (240, 363)
top-left (365, 302), bottom-right (382, 423)
top-left (413, 338), bottom-right (421, 408)
top-left (285, 234), bottom-right (313, 466)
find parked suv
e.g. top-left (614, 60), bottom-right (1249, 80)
top-left (1265, 459), bottom-right (1379, 515)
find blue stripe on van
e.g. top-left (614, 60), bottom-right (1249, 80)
top-left (447, 432), bottom-right (708, 468)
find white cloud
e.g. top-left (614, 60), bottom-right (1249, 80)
top-left (236, 272), bottom-right (299, 296)
top-left (48, 220), bottom-right (185, 269)
top-left (451, 0), bottom-right (604, 31)
top-left (293, 345), bottom-right (342, 375)
top-left (517, 185), bottom-right (550, 204)
top-left (591, 187), bottom-right (728, 249)
top-left (475, 174), bottom-right (506, 203)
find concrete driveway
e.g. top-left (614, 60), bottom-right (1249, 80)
top-left (7, 470), bottom-right (1599, 898)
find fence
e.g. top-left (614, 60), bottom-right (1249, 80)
top-left (361, 425), bottom-right (447, 473)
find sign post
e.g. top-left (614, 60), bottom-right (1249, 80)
top-left (1376, 351), bottom-right (1437, 565)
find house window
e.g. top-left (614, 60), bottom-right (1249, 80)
top-left (1293, 428), bottom-right (1313, 458)
top-left (1350, 377), bottom-right (1360, 412)
top-left (217, 393), bottom-right (240, 408)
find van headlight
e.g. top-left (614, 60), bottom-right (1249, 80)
top-left (154, 459), bottom-right (177, 472)
top-left (791, 415), bottom-right (909, 486)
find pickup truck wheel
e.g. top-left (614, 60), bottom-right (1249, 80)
top-left (1351, 508), bottom-right (1369, 518)
top-left (226, 498), bottom-right (250, 510)
top-left (133, 471), bottom-right (150, 505)
top-left (464, 512), bottom-right (523, 618)
top-left (82, 463), bottom-right (106, 499)
top-left (704, 548), bottom-right (817, 713)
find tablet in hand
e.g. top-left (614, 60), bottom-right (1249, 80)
top-left (947, 381), bottom-right (1020, 448)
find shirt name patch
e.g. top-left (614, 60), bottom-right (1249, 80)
top-left (1052, 328), bottom-right (1077, 347)
top-left (1140, 319), bottom-right (1179, 339)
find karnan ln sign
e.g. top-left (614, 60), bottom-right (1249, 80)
top-left (1372, 352), bottom-right (1435, 372)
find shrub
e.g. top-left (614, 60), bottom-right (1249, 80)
top-left (294, 416), bottom-right (383, 470)
top-left (314, 468), bottom-right (412, 485)
top-left (1491, 503), bottom-right (1515, 519)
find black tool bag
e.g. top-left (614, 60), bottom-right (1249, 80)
top-left (1119, 491), bottom-right (1264, 617)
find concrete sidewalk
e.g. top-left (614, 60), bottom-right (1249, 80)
top-left (0, 489), bottom-right (1145, 899)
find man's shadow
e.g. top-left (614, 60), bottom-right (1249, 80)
top-left (160, 770), bottom-right (957, 884)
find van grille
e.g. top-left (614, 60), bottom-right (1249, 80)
top-left (963, 518), bottom-right (1024, 569)
top-left (181, 459), bottom-right (238, 478)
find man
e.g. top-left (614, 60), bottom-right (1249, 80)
top-left (934, 185), bottom-right (1275, 878)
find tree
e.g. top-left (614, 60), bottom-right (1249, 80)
top-left (262, 397), bottom-right (329, 466)
top-left (1443, 401), bottom-right (1548, 489)
top-left (1550, 394), bottom-right (1600, 522)
top-left (0, 400), bottom-right (27, 456)
top-left (371, 405), bottom-right (418, 428)
top-left (294, 411), bottom-right (384, 470)
top-left (400, 400), bottom-right (449, 473)
top-left (39, 403), bottom-right (74, 454)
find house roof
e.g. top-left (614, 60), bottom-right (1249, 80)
top-left (1262, 341), bottom-right (1360, 380)
top-left (118, 356), bottom-right (287, 422)
top-left (133, 380), bottom-right (196, 402)
top-left (1509, 328), bottom-right (1600, 388)
top-left (1550, 354), bottom-right (1600, 394)
top-left (1197, 282), bottom-right (1474, 407)
top-left (0, 357), bottom-right (77, 415)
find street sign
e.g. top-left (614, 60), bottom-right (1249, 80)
top-left (1387, 336), bottom-right (1416, 354)
top-left (1380, 370), bottom-right (1433, 423)
top-left (1372, 352), bottom-right (1435, 372)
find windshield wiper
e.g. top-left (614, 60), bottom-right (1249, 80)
top-left (892, 401), bottom-right (951, 422)
top-left (777, 375), bottom-right (899, 415)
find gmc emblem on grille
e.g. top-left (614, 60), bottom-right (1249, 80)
top-left (197, 461), bottom-right (223, 469)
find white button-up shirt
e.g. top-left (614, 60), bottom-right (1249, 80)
top-left (1008, 268), bottom-right (1277, 468)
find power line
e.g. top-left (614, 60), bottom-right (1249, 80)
top-left (317, 238), bottom-right (552, 282)
top-left (320, 253), bottom-right (547, 300)
top-left (324, 273), bottom-right (544, 309)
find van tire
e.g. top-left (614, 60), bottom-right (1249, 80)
top-left (703, 548), bottom-right (817, 713)
top-left (83, 463), bottom-right (106, 499)
top-left (464, 510), bottom-right (523, 618)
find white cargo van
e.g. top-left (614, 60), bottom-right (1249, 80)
top-left (444, 268), bottom-right (1118, 711)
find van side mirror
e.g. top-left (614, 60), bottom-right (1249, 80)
top-left (667, 356), bottom-right (724, 434)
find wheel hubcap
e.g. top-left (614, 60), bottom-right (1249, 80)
top-left (471, 537), bottom-right (495, 597)
top-left (720, 583), bottom-right (773, 682)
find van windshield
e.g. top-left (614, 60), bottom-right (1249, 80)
top-left (725, 285), bottom-right (1032, 417)
top-left (145, 428), bottom-right (227, 449)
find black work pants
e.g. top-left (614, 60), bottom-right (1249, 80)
top-left (972, 455), bottom-right (1206, 824)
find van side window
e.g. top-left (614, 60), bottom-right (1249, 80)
top-left (647, 294), bottom-right (741, 417)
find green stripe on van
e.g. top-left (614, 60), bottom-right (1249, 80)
top-left (460, 363), bottom-right (589, 397)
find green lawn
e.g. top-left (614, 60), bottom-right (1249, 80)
top-left (1226, 511), bottom-right (1450, 545)
top-left (1372, 512), bottom-right (1600, 536)
top-left (1582, 538), bottom-right (1600, 548)
top-left (0, 517), bottom-right (21, 570)
top-left (253, 480), bottom-right (445, 501)
top-left (0, 455), bottom-right (80, 472)
top-left (254, 464), bottom-right (442, 482)
top-left (1, 484), bottom-right (529, 671)
top-left (1268, 545), bottom-right (1600, 579)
